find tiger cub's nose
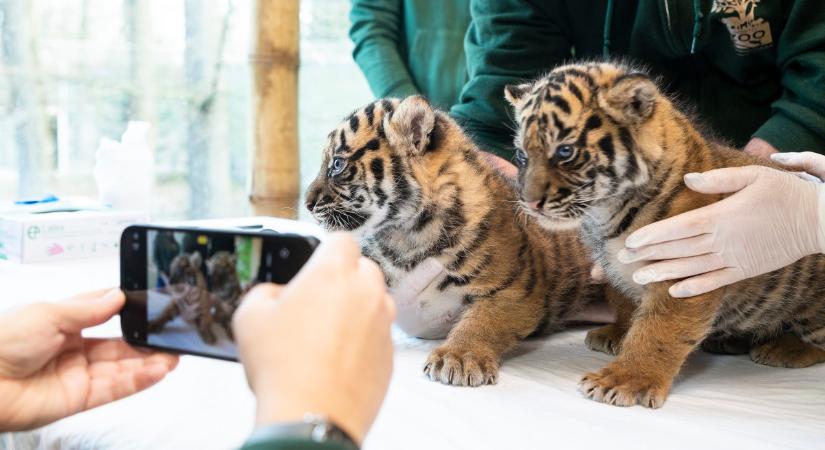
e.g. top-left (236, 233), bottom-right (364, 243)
top-left (526, 200), bottom-right (542, 210)
top-left (305, 187), bottom-right (321, 212)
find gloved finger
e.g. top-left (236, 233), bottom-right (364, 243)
top-left (791, 171), bottom-right (823, 183)
top-left (668, 267), bottom-right (744, 298)
top-left (625, 206), bottom-right (715, 248)
top-left (631, 252), bottom-right (726, 285)
top-left (682, 166), bottom-right (761, 195)
top-left (618, 233), bottom-right (715, 263)
top-left (771, 152), bottom-right (825, 180)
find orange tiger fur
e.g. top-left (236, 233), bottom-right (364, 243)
top-left (305, 96), bottom-right (598, 386)
top-left (506, 61), bottom-right (825, 408)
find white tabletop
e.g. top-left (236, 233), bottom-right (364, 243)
top-left (2, 257), bottom-right (825, 450)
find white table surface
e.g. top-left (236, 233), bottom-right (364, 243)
top-left (2, 257), bottom-right (825, 450)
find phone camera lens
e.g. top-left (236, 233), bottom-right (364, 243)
top-left (279, 247), bottom-right (290, 259)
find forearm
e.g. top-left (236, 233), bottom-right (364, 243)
top-left (352, 42), bottom-right (419, 99)
top-left (349, 0), bottom-right (418, 99)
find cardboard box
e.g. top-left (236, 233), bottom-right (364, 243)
top-left (0, 210), bottom-right (147, 263)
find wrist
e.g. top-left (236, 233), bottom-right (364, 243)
top-left (255, 390), bottom-right (365, 445)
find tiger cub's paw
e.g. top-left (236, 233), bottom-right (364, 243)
top-left (585, 324), bottom-right (626, 355)
top-left (423, 344), bottom-right (499, 387)
top-left (749, 334), bottom-right (825, 368)
top-left (578, 363), bottom-right (671, 408)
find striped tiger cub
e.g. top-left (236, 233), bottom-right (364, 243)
top-left (305, 96), bottom-right (598, 386)
top-left (505, 61), bottom-right (825, 408)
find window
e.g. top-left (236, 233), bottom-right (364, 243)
top-left (0, 0), bottom-right (371, 221)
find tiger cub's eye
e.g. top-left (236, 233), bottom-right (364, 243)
top-left (554, 145), bottom-right (574, 160)
top-left (330, 157), bottom-right (347, 176)
top-left (514, 148), bottom-right (528, 167)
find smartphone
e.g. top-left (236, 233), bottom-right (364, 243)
top-left (120, 224), bottom-right (319, 361)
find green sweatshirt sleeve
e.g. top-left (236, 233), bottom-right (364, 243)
top-left (349, 0), bottom-right (420, 99)
top-left (448, 0), bottom-right (572, 159)
top-left (752, 0), bottom-right (825, 154)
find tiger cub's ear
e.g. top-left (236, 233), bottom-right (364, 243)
top-left (385, 95), bottom-right (436, 155)
top-left (504, 83), bottom-right (532, 108)
top-left (598, 73), bottom-right (658, 126)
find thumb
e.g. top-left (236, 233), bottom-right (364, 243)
top-left (683, 166), bottom-right (760, 194)
top-left (54, 288), bottom-right (125, 332)
top-left (771, 152), bottom-right (825, 180)
top-left (310, 232), bottom-right (361, 270)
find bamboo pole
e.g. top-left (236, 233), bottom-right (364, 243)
top-left (249, 0), bottom-right (300, 218)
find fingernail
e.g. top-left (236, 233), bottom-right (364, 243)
top-left (633, 270), bottom-right (655, 285)
top-left (668, 283), bottom-right (691, 298)
top-left (684, 173), bottom-right (703, 185)
top-left (625, 234), bottom-right (646, 248)
top-left (618, 248), bottom-right (651, 263)
top-left (770, 153), bottom-right (792, 163)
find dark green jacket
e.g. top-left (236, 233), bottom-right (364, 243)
top-left (349, 0), bottom-right (471, 110)
top-left (449, 0), bottom-right (825, 159)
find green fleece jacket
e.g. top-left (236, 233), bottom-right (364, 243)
top-left (349, 0), bottom-right (471, 110)
top-left (449, 0), bottom-right (825, 159)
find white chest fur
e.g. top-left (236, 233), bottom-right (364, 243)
top-left (383, 257), bottom-right (466, 340)
top-left (602, 235), bottom-right (645, 300)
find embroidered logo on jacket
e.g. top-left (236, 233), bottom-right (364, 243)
top-left (712, 0), bottom-right (773, 54)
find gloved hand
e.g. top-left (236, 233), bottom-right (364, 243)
top-left (618, 153), bottom-right (825, 298)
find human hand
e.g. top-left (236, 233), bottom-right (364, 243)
top-left (233, 233), bottom-right (395, 445)
top-left (480, 151), bottom-right (517, 179)
top-left (743, 137), bottom-right (779, 159)
top-left (618, 165), bottom-right (825, 298)
top-left (0, 289), bottom-right (179, 431)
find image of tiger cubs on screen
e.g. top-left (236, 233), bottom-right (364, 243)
top-left (305, 96), bottom-right (600, 387)
top-left (147, 231), bottom-right (256, 351)
top-left (506, 61), bottom-right (825, 408)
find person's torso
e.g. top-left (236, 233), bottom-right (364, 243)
top-left (562, 0), bottom-right (790, 147)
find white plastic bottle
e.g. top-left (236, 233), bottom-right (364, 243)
top-left (93, 121), bottom-right (154, 213)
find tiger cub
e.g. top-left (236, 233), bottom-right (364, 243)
top-left (305, 96), bottom-right (597, 386)
top-left (505, 61), bottom-right (825, 408)
top-left (206, 251), bottom-right (242, 340)
top-left (148, 252), bottom-right (218, 344)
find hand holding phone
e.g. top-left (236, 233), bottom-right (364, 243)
top-left (120, 225), bottom-right (318, 360)
top-left (234, 233), bottom-right (396, 445)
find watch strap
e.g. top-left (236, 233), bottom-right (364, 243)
top-left (245, 414), bottom-right (358, 450)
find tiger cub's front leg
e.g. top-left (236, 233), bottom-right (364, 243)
top-left (424, 293), bottom-right (539, 387)
top-left (579, 283), bottom-right (724, 408)
top-left (195, 293), bottom-right (218, 344)
top-left (585, 287), bottom-right (634, 356)
top-left (148, 301), bottom-right (180, 333)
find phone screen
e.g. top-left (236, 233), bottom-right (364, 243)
top-left (121, 226), bottom-right (317, 360)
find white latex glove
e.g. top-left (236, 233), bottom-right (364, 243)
top-left (618, 157), bottom-right (825, 298)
